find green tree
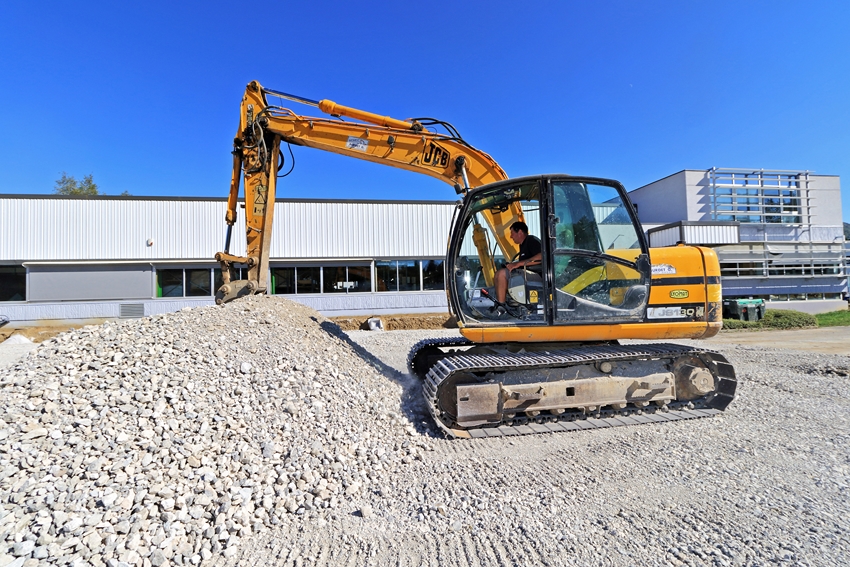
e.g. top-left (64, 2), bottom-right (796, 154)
top-left (54, 172), bottom-right (100, 196)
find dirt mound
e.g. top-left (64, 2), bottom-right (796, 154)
top-left (330, 313), bottom-right (457, 331)
top-left (0, 324), bottom-right (83, 344)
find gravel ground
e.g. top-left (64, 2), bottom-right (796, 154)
top-left (1, 298), bottom-right (848, 567)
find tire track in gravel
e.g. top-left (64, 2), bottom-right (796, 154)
top-left (223, 529), bottom-right (491, 567)
top-left (435, 535), bottom-right (459, 567)
top-left (470, 532), bottom-right (505, 567)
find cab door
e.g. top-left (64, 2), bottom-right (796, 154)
top-left (547, 177), bottom-right (650, 324)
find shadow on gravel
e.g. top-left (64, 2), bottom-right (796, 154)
top-left (318, 320), bottom-right (442, 439)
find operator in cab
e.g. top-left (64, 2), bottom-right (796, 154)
top-left (493, 221), bottom-right (542, 311)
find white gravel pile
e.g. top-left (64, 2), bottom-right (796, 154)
top-left (0, 297), bottom-right (424, 567)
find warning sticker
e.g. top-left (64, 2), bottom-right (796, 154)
top-left (346, 137), bottom-right (369, 151)
top-left (253, 184), bottom-right (267, 215)
top-left (651, 264), bottom-right (677, 275)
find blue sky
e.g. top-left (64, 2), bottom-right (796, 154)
top-left (2, 1), bottom-right (849, 221)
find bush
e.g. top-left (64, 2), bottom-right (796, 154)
top-left (721, 318), bottom-right (761, 330)
top-left (722, 309), bottom-right (817, 331)
top-left (761, 309), bottom-right (817, 329)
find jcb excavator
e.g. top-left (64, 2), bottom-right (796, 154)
top-left (217, 81), bottom-right (736, 438)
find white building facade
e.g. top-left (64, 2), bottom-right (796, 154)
top-left (0, 196), bottom-right (457, 323)
top-left (630, 168), bottom-right (846, 314)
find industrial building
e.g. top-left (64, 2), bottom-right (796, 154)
top-left (0, 167), bottom-right (846, 323)
top-left (0, 197), bottom-right (455, 322)
top-left (631, 168), bottom-right (847, 314)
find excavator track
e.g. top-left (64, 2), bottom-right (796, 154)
top-left (409, 339), bottom-right (736, 438)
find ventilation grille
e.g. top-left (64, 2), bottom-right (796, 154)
top-left (119, 303), bottom-right (145, 318)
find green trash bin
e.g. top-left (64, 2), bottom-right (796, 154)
top-left (722, 299), bottom-right (765, 321)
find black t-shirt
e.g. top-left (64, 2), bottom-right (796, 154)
top-left (518, 234), bottom-right (541, 262)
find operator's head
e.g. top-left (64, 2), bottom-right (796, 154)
top-left (509, 221), bottom-right (529, 244)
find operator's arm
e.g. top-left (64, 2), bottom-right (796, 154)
top-left (506, 253), bottom-right (542, 272)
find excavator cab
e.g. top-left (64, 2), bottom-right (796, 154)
top-left (449, 175), bottom-right (651, 327)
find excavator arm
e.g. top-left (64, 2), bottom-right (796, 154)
top-left (215, 81), bottom-right (520, 303)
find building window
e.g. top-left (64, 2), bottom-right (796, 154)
top-left (269, 266), bottom-right (321, 294)
top-left (376, 260), bottom-right (421, 292)
top-left (271, 268), bottom-right (295, 294)
top-left (375, 261), bottom-right (396, 292)
top-left (157, 268), bottom-right (217, 298)
top-left (422, 259), bottom-right (445, 290)
top-left (297, 267), bottom-right (321, 294)
top-left (398, 261), bottom-right (419, 291)
top-left (812, 263), bottom-right (842, 275)
top-left (0, 266), bottom-right (26, 301)
top-left (720, 261), bottom-right (766, 278)
top-left (323, 265), bottom-right (371, 293)
top-left (157, 269), bottom-right (184, 297)
top-left (709, 169), bottom-right (807, 225)
top-left (186, 269), bottom-right (212, 296)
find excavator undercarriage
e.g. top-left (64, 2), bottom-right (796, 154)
top-left (409, 338), bottom-right (736, 438)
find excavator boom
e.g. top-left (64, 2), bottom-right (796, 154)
top-left (215, 81), bottom-right (519, 302)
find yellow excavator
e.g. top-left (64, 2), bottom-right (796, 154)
top-left (217, 81), bottom-right (736, 438)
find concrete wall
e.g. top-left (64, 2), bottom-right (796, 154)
top-left (685, 170), bottom-right (714, 221)
top-left (0, 291), bottom-right (449, 323)
top-left (628, 171), bottom-right (689, 224)
top-left (28, 265), bottom-right (153, 301)
top-left (765, 300), bottom-right (846, 315)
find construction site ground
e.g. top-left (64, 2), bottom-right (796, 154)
top-left (0, 313), bottom-right (457, 343)
top-left (3, 314), bottom-right (849, 355)
top-left (1, 300), bottom-right (848, 567)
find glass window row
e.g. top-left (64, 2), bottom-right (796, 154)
top-left (155, 260), bottom-right (445, 298)
top-left (720, 261), bottom-right (845, 278)
top-left (711, 188), bottom-right (805, 224)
